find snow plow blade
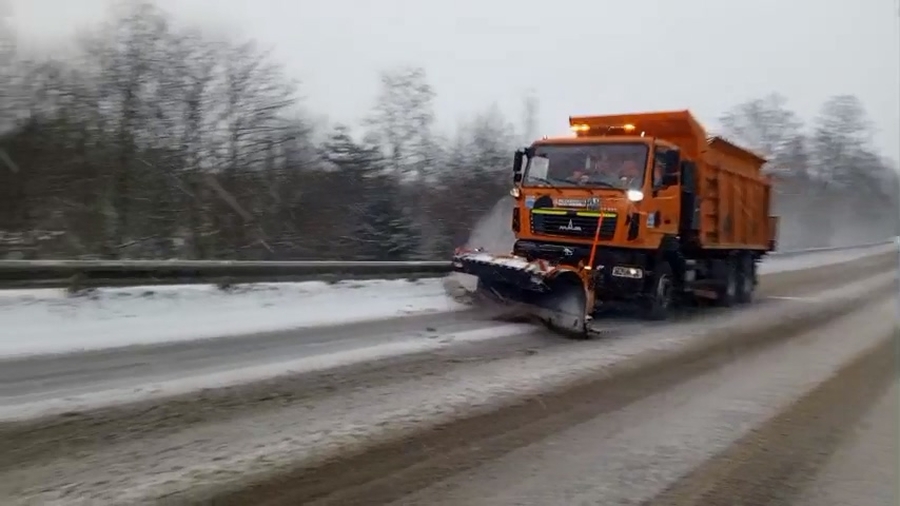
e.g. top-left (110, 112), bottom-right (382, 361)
top-left (451, 249), bottom-right (590, 338)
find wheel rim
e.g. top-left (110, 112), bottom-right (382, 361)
top-left (742, 271), bottom-right (753, 295)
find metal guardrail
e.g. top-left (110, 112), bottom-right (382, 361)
top-left (0, 259), bottom-right (452, 289)
top-left (0, 238), bottom-right (896, 290)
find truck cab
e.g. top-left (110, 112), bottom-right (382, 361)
top-left (518, 137), bottom-right (679, 231)
top-left (510, 121), bottom-right (688, 269)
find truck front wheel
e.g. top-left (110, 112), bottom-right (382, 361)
top-left (645, 261), bottom-right (674, 321)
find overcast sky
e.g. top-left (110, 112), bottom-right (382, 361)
top-left (7, 0), bottom-right (900, 162)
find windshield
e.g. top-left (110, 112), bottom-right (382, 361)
top-left (523, 143), bottom-right (649, 190)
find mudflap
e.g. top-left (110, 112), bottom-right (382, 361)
top-left (452, 251), bottom-right (590, 339)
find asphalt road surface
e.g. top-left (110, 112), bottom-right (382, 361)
top-left (0, 251), bottom-right (895, 505)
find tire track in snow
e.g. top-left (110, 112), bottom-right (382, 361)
top-left (643, 330), bottom-right (897, 506)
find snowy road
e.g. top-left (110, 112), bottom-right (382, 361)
top-left (0, 310), bottom-right (535, 419)
top-left (0, 247), bottom-right (895, 505)
top-left (0, 249), bottom-right (895, 420)
top-left (388, 298), bottom-right (897, 506)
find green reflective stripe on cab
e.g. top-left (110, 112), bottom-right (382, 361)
top-left (575, 211), bottom-right (617, 218)
top-left (531, 209), bottom-right (618, 217)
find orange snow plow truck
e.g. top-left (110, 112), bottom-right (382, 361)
top-left (451, 110), bottom-right (778, 337)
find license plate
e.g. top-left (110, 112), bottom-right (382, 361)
top-left (555, 198), bottom-right (587, 208)
top-left (612, 266), bottom-right (643, 279)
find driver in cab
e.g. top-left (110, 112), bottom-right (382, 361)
top-left (572, 154), bottom-right (611, 182)
top-left (573, 154), bottom-right (642, 187)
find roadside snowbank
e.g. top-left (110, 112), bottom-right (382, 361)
top-left (0, 279), bottom-right (467, 357)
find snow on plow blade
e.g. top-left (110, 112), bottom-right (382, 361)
top-left (451, 250), bottom-right (553, 293)
top-left (451, 249), bottom-right (590, 338)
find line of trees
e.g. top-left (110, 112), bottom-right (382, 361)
top-left (0, 1), bottom-right (896, 260)
top-left (719, 94), bottom-right (899, 250)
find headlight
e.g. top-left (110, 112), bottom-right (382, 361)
top-left (510, 187), bottom-right (521, 198)
top-left (626, 189), bottom-right (644, 202)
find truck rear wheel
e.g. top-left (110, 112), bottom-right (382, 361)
top-left (714, 257), bottom-right (738, 307)
top-left (644, 261), bottom-right (674, 321)
top-left (736, 254), bottom-right (755, 304)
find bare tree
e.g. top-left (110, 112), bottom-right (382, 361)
top-left (362, 65), bottom-right (438, 257)
top-left (0, 0), bottom-right (19, 135)
top-left (70, 1), bottom-right (175, 255)
top-left (202, 38), bottom-right (299, 256)
top-left (810, 95), bottom-right (896, 244)
top-left (162, 29), bottom-right (220, 258)
top-left (717, 93), bottom-right (897, 249)
top-left (520, 89), bottom-right (539, 145)
top-left (426, 104), bottom-right (517, 253)
top-left (811, 95), bottom-right (873, 186)
top-left (719, 94), bottom-right (815, 247)
top-left (719, 93), bottom-right (803, 167)
top-left (365, 65), bottom-right (436, 178)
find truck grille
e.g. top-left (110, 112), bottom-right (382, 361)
top-left (530, 212), bottom-right (618, 240)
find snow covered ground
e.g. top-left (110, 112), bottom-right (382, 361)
top-left (0, 279), bottom-right (468, 357)
top-left (759, 242), bottom-right (897, 274)
top-left (0, 241), bottom-right (894, 358)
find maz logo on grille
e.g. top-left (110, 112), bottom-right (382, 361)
top-left (558, 219), bottom-right (582, 232)
top-left (531, 211), bottom-right (618, 240)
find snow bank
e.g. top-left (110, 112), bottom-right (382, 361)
top-left (0, 279), bottom-right (467, 357)
top-left (759, 242), bottom-right (897, 274)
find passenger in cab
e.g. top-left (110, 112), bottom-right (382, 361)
top-left (619, 159), bottom-right (642, 186)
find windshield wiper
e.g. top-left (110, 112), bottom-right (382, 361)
top-left (578, 179), bottom-right (617, 189)
top-left (526, 176), bottom-right (612, 195)
top-left (558, 177), bottom-right (602, 194)
top-left (526, 176), bottom-right (565, 193)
